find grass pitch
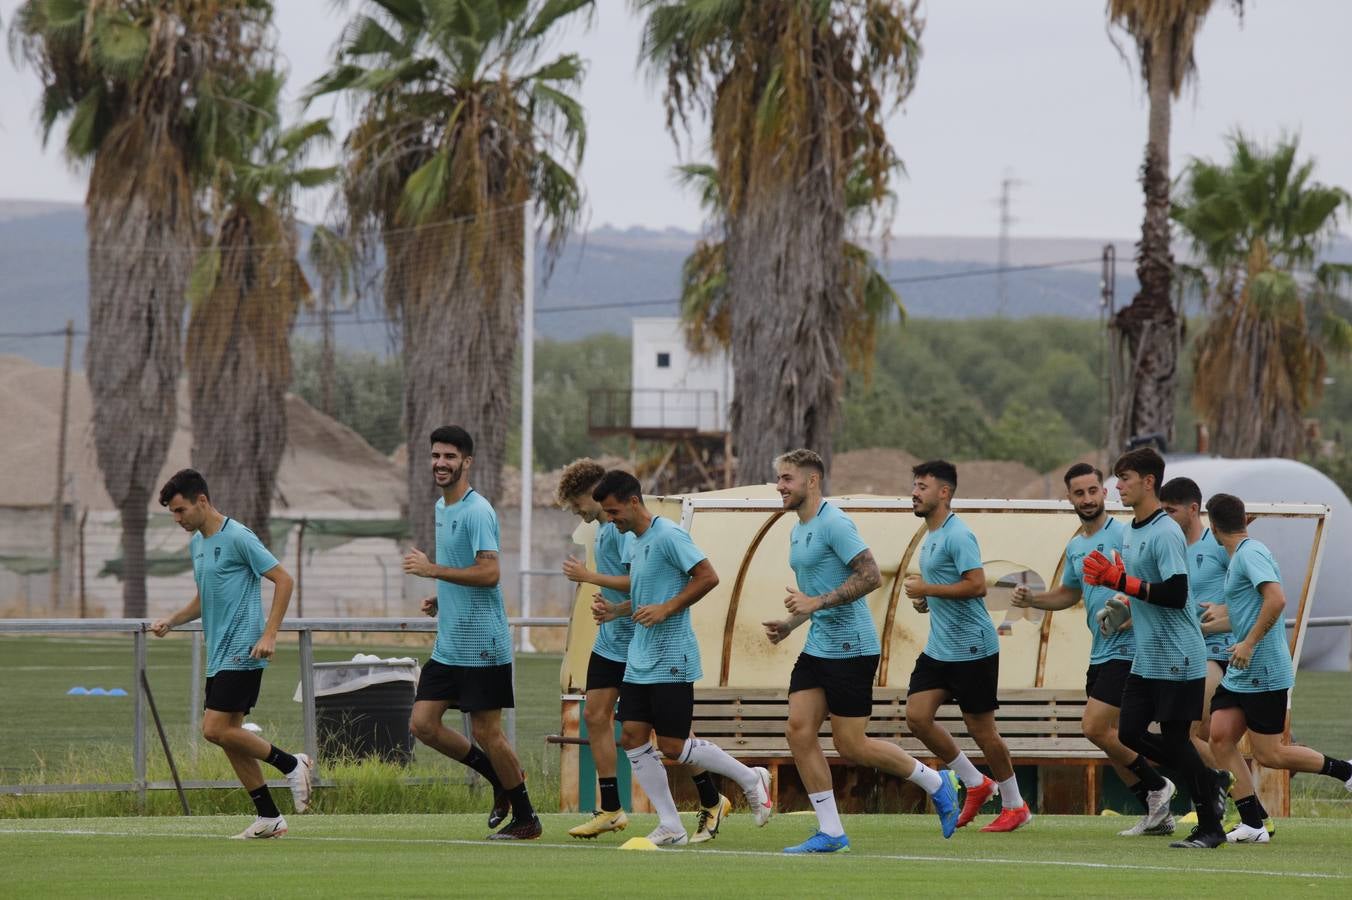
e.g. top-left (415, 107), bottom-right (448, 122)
top-left (2, 813), bottom-right (1350, 898)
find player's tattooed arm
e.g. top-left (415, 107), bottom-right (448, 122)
top-left (786, 550), bottom-right (882, 616)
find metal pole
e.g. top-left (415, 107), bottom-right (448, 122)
top-left (519, 202), bottom-right (536, 653)
top-left (190, 631), bottom-right (203, 754)
top-left (296, 518), bottom-right (307, 618)
top-left (133, 627), bottom-right (147, 808)
top-left (50, 320), bottom-right (73, 611)
top-left (298, 628), bottom-right (318, 766)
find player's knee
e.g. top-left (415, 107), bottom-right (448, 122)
top-left (1250, 743), bottom-right (1281, 767)
top-left (470, 720), bottom-right (503, 748)
top-left (1081, 716), bottom-right (1110, 745)
top-left (201, 720), bottom-right (228, 746)
top-left (655, 736), bottom-right (685, 759)
top-left (905, 710), bottom-right (931, 734)
top-left (583, 703), bottom-right (612, 733)
top-left (785, 717), bottom-right (816, 746)
top-left (409, 713), bottom-right (438, 744)
top-left (832, 731), bottom-right (865, 762)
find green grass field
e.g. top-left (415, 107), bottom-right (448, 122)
top-left (2, 813), bottom-right (1350, 898)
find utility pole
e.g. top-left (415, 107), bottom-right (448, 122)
top-left (995, 170), bottom-right (1023, 316)
top-left (51, 320), bottom-right (74, 611)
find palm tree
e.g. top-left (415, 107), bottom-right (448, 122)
top-left (676, 161), bottom-right (904, 378)
top-left (635, 1), bottom-right (921, 478)
top-left (306, 224), bottom-right (359, 418)
top-left (308, 0), bottom-right (590, 550)
top-left (1173, 134), bottom-right (1352, 458)
top-left (1105, 0), bottom-right (1241, 452)
top-left (11, 0), bottom-right (274, 616)
top-left (187, 71), bottom-right (337, 547)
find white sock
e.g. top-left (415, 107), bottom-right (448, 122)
top-left (626, 745), bottom-right (682, 831)
top-left (808, 789), bottom-right (845, 837)
top-left (999, 774), bottom-right (1024, 809)
top-left (678, 738), bottom-right (758, 794)
top-left (946, 752), bottom-right (985, 789)
top-left (906, 760), bottom-right (944, 795)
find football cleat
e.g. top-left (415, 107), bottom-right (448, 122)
top-left (690, 794), bottom-right (732, 843)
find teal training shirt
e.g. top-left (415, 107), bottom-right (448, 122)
top-left (1061, 517), bottom-right (1135, 664)
top-left (431, 490), bottom-right (511, 668)
top-left (918, 513), bottom-right (998, 662)
top-left (625, 516), bottom-right (707, 684)
top-left (791, 501), bottom-right (880, 659)
top-left (1220, 538), bottom-right (1294, 694)
top-left (591, 521), bottom-right (637, 663)
top-left (1188, 528), bottom-right (1234, 663)
top-left (1119, 509), bottom-right (1206, 681)
top-left (192, 518), bottom-right (279, 676)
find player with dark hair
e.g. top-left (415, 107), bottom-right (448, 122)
top-left (1204, 493), bottom-right (1352, 843)
top-left (1160, 477), bottom-right (1235, 783)
top-left (401, 426), bottom-right (539, 839)
top-left (1083, 447), bottom-right (1224, 848)
top-left (1012, 462), bottom-right (1175, 836)
top-left (151, 469), bottom-right (312, 838)
top-left (593, 469), bottom-right (773, 846)
top-left (903, 460), bottom-right (1030, 833)
top-left (765, 450), bottom-right (959, 853)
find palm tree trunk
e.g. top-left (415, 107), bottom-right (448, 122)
top-left (391, 216), bottom-right (522, 552)
top-left (85, 159), bottom-right (193, 618)
top-left (725, 186), bottom-right (848, 485)
top-left (1110, 35), bottom-right (1181, 453)
top-left (319, 291), bottom-right (336, 418)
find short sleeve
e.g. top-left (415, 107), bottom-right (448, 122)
top-left (619, 530), bottom-right (637, 570)
top-left (950, 527), bottom-right (983, 575)
top-left (827, 513), bottom-right (870, 568)
top-left (1061, 555), bottom-right (1082, 590)
top-left (663, 523), bottom-right (708, 575)
top-left (1242, 546), bottom-right (1280, 589)
top-left (466, 504), bottom-right (500, 554)
top-left (236, 528), bottom-right (279, 577)
top-left (1152, 528), bottom-right (1188, 580)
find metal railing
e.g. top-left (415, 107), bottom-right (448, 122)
top-left (0, 616), bottom-right (567, 800)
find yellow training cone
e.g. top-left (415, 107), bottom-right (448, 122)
top-left (619, 837), bottom-right (658, 851)
top-left (1099, 809), bottom-right (1122, 816)
top-left (1179, 811), bottom-right (1198, 824)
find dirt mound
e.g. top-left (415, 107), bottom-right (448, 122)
top-left (0, 355), bottom-right (402, 511)
top-left (830, 448), bottom-right (1041, 500)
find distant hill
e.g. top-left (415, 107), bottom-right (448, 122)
top-left (4, 197), bottom-right (1349, 369)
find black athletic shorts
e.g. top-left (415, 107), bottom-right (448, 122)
top-left (413, 659), bottom-right (515, 711)
top-left (617, 681), bottom-right (693, 740)
top-left (1209, 658), bottom-right (1229, 675)
top-left (1085, 658), bottom-right (1133, 707)
top-left (1119, 673), bottom-right (1204, 725)
top-left (907, 652), bottom-right (1000, 714)
top-left (204, 668), bottom-right (263, 713)
top-left (1211, 684), bottom-right (1288, 735)
top-left (586, 652), bottom-right (627, 692)
top-left (789, 653), bottom-right (879, 718)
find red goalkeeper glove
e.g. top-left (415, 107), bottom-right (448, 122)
top-left (1081, 550), bottom-right (1143, 597)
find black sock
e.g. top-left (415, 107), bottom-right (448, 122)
top-left (507, 782), bottom-right (535, 820)
top-left (1128, 781), bottom-right (1149, 809)
top-left (1127, 755), bottom-right (1167, 792)
top-left (249, 786), bottom-right (280, 819)
top-left (265, 745), bottom-right (298, 775)
top-left (1236, 795), bottom-right (1265, 828)
top-left (691, 772), bottom-right (721, 809)
top-left (598, 776), bottom-right (621, 813)
top-left (1321, 755), bottom-right (1352, 782)
top-left (461, 746), bottom-right (504, 791)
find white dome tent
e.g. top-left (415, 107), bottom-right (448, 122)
top-left (1110, 455), bottom-right (1349, 672)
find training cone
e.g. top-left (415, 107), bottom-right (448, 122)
top-left (88, 687), bottom-right (108, 696)
top-left (107, 688), bottom-right (128, 697)
top-left (1099, 809), bottom-right (1121, 816)
top-left (67, 687), bottom-right (88, 695)
top-left (619, 837), bottom-right (658, 851)
top-left (1179, 811), bottom-right (1198, 825)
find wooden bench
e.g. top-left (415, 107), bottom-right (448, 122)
top-left (689, 686), bottom-right (1104, 813)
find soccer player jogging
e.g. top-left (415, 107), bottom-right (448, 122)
top-left (1011, 463), bottom-right (1175, 836)
top-left (401, 426), bottom-right (539, 840)
top-left (763, 450), bottom-right (959, 853)
top-left (903, 460), bottom-right (1031, 833)
top-left (1203, 493), bottom-right (1352, 843)
top-left (594, 470), bottom-right (773, 846)
top-left (150, 469), bottom-right (312, 839)
top-left (1083, 447), bottom-right (1225, 849)
top-left (1161, 477), bottom-right (1237, 790)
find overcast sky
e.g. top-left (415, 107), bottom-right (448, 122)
top-left (2, 0), bottom-right (1349, 239)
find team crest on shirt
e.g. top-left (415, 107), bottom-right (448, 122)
top-left (451, 521), bottom-right (459, 532)
top-left (214, 547), bottom-right (221, 561)
top-left (1096, 544), bottom-right (1104, 552)
top-left (644, 545), bottom-right (651, 558)
top-left (805, 533), bottom-right (814, 547)
top-left (1196, 553), bottom-right (1204, 566)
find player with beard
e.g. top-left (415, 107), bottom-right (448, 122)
top-left (1011, 463), bottom-right (1175, 836)
top-left (903, 460), bottom-right (1030, 833)
top-left (763, 450), bottom-right (959, 853)
top-left (402, 425), bottom-right (539, 839)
